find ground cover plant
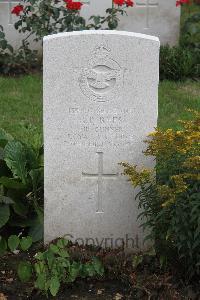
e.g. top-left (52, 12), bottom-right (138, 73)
top-left (160, 1), bottom-right (200, 81)
top-left (121, 110), bottom-right (200, 279)
top-left (0, 126), bottom-right (43, 251)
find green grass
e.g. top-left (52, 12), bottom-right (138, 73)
top-left (0, 74), bottom-right (42, 141)
top-left (0, 75), bottom-right (199, 141)
top-left (158, 80), bottom-right (200, 130)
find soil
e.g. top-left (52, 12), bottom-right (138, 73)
top-left (0, 247), bottom-right (200, 300)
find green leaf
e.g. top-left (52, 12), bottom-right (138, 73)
top-left (0, 195), bottom-right (14, 204)
top-left (35, 273), bottom-right (46, 291)
top-left (0, 177), bottom-right (26, 190)
top-left (49, 244), bottom-right (59, 254)
top-left (84, 263), bottom-right (96, 277)
top-left (0, 39), bottom-right (7, 49)
top-left (0, 236), bottom-right (7, 256)
top-left (0, 204), bottom-right (10, 228)
top-left (57, 238), bottom-right (68, 249)
top-left (132, 255), bottom-right (143, 269)
top-left (0, 31), bottom-right (5, 39)
top-left (4, 141), bottom-right (28, 184)
top-left (20, 236), bottom-right (32, 251)
top-left (6, 44), bottom-right (13, 53)
top-left (8, 235), bottom-right (20, 252)
top-left (12, 199), bottom-right (28, 217)
top-left (0, 128), bottom-right (13, 148)
top-left (68, 262), bottom-right (80, 282)
top-left (92, 257), bottom-right (104, 276)
top-left (59, 249), bottom-right (70, 258)
top-left (28, 217), bottom-right (44, 242)
top-left (17, 261), bottom-right (32, 282)
top-left (35, 251), bottom-right (44, 261)
top-left (49, 276), bottom-right (60, 297)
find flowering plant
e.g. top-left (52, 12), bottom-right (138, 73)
top-left (121, 110), bottom-right (200, 278)
top-left (11, 0), bottom-right (134, 43)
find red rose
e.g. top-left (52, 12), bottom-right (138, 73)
top-left (64, 0), bottom-right (83, 10)
top-left (125, 0), bottom-right (134, 7)
top-left (176, 0), bottom-right (190, 6)
top-left (11, 5), bottom-right (24, 16)
top-left (113, 0), bottom-right (125, 6)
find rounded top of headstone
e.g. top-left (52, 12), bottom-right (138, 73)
top-left (43, 30), bottom-right (160, 44)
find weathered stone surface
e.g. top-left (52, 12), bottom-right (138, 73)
top-left (82, 0), bottom-right (180, 46)
top-left (44, 30), bottom-right (159, 250)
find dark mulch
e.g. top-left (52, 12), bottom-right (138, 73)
top-left (0, 245), bottom-right (200, 300)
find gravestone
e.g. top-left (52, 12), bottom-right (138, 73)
top-left (0, 0), bottom-right (21, 48)
top-left (81, 0), bottom-right (180, 45)
top-left (44, 30), bottom-right (159, 250)
top-left (0, 0), bottom-right (179, 49)
top-left (0, 0), bottom-right (41, 50)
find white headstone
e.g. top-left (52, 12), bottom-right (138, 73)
top-left (81, 0), bottom-right (180, 45)
top-left (0, 0), bottom-right (41, 50)
top-left (44, 30), bottom-right (159, 250)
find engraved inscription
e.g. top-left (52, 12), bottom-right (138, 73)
top-left (82, 152), bottom-right (118, 213)
top-left (2, 0), bottom-right (19, 25)
top-left (79, 45), bottom-right (124, 102)
top-left (66, 107), bottom-right (139, 149)
top-left (136, 0), bottom-right (159, 29)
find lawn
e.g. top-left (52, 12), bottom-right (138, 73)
top-left (0, 74), bottom-right (200, 141)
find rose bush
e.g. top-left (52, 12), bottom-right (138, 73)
top-left (11, 0), bottom-right (134, 43)
top-left (0, 0), bottom-right (134, 74)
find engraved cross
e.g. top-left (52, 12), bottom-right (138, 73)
top-left (82, 152), bottom-right (118, 214)
top-left (1, 0), bottom-right (19, 25)
top-left (136, 0), bottom-right (159, 29)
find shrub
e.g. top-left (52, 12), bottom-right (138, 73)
top-left (121, 110), bottom-right (200, 279)
top-left (0, 26), bottom-right (39, 75)
top-left (12, 0), bottom-right (133, 42)
top-left (0, 0), bottom-right (133, 75)
top-left (17, 238), bottom-right (104, 297)
top-left (159, 45), bottom-right (200, 80)
top-left (181, 13), bottom-right (200, 52)
top-left (0, 127), bottom-right (43, 243)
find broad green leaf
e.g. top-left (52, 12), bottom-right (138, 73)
top-left (68, 262), bottom-right (80, 282)
top-left (35, 252), bottom-right (44, 261)
top-left (92, 257), bottom-right (104, 276)
top-left (12, 199), bottom-right (28, 217)
top-left (0, 177), bottom-right (26, 190)
top-left (57, 238), bottom-right (68, 249)
top-left (49, 244), bottom-right (59, 254)
top-left (0, 195), bottom-right (14, 204)
top-left (8, 235), bottom-right (20, 252)
top-left (84, 263), bottom-right (96, 277)
top-left (4, 141), bottom-right (28, 184)
top-left (35, 273), bottom-right (46, 291)
top-left (50, 276), bottom-right (60, 297)
top-left (28, 217), bottom-right (44, 242)
top-left (17, 261), bottom-right (32, 282)
top-left (0, 236), bottom-right (7, 256)
top-left (20, 236), bottom-right (32, 251)
top-left (24, 145), bottom-right (38, 170)
top-left (59, 249), bottom-right (70, 258)
top-left (29, 168), bottom-right (43, 192)
top-left (0, 204), bottom-right (10, 228)
top-left (34, 261), bottom-right (46, 274)
top-left (0, 129), bottom-right (13, 148)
